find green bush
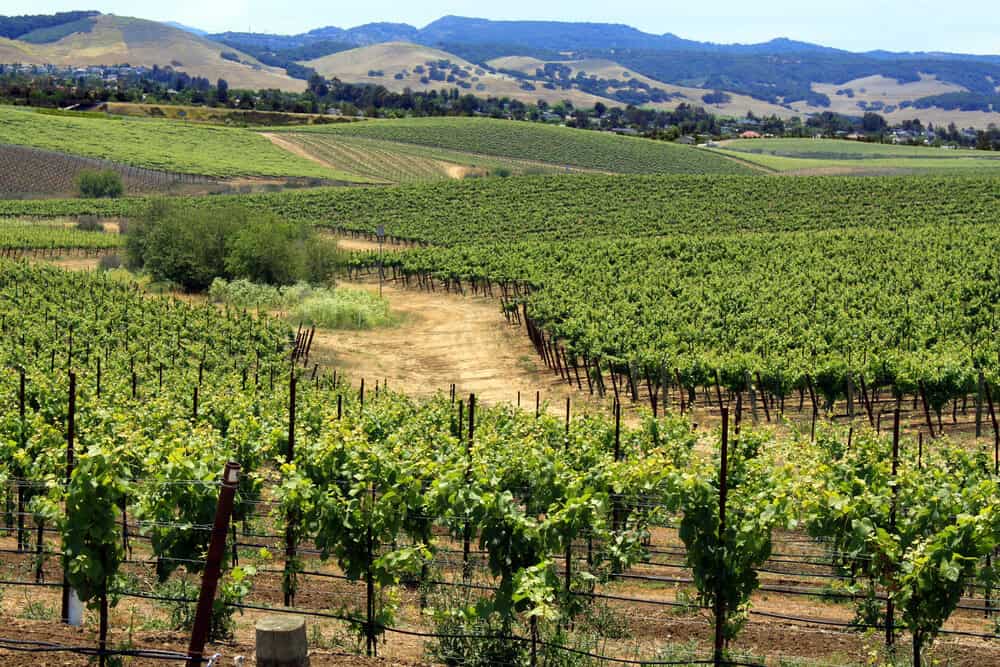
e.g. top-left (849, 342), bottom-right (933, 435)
top-left (77, 170), bottom-right (124, 198)
top-left (126, 200), bottom-right (244, 290)
top-left (75, 215), bottom-right (103, 231)
top-left (225, 219), bottom-right (309, 285)
top-left (125, 200), bottom-right (340, 291)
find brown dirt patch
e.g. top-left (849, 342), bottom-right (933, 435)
top-left (309, 278), bottom-right (601, 415)
top-left (442, 163), bottom-right (487, 180)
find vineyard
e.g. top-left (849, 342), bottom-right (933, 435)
top-left (0, 106), bottom-right (357, 180)
top-left (0, 144), bottom-right (217, 198)
top-left (0, 217), bottom-right (123, 251)
top-left (711, 139), bottom-right (1000, 174)
top-left (275, 133), bottom-right (472, 183)
top-left (289, 117), bottom-right (752, 174)
top-left (274, 133), bottom-right (570, 184)
top-left (720, 138), bottom-right (1000, 159)
top-left (1, 259), bottom-right (999, 667)
top-left (4, 173), bottom-right (995, 240)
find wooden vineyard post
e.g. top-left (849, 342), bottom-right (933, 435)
top-left (714, 407), bottom-right (730, 667)
top-left (185, 462), bottom-right (240, 667)
top-left (918, 381), bottom-right (935, 438)
top-left (611, 400), bottom-right (623, 533)
top-left (977, 370), bottom-right (984, 439)
top-left (858, 375), bottom-right (876, 428)
top-left (744, 371), bottom-right (757, 426)
top-left (284, 373), bottom-right (297, 607)
top-left (756, 371), bottom-right (771, 423)
top-left (886, 408), bottom-right (900, 652)
top-left (714, 369), bottom-right (724, 412)
top-left (192, 386), bottom-right (199, 419)
top-left (463, 395), bottom-right (475, 583)
top-left (918, 432), bottom-right (923, 469)
top-left (17, 368), bottom-right (25, 551)
top-left (564, 398), bottom-right (572, 597)
top-left (60, 371), bottom-right (76, 623)
top-left (985, 380), bottom-right (999, 475)
top-left (365, 482), bottom-right (376, 658)
top-left (847, 372), bottom-right (855, 420)
top-left (734, 392), bottom-right (743, 436)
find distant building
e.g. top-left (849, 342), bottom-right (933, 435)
top-left (739, 130), bottom-right (762, 139)
top-left (675, 135), bottom-right (696, 145)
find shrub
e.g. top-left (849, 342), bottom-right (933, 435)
top-left (225, 219), bottom-right (309, 286)
top-left (290, 289), bottom-right (393, 329)
top-left (75, 215), bottom-right (103, 231)
top-left (125, 200), bottom-right (244, 290)
top-left (126, 200), bottom-right (340, 291)
top-left (98, 254), bottom-right (122, 271)
top-left (77, 169), bottom-right (124, 198)
top-left (210, 278), bottom-right (393, 329)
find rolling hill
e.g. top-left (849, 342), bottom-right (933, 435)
top-left (0, 105), bottom-right (358, 180)
top-left (220, 15), bottom-right (1000, 127)
top-left (1, 12), bottom-right (998, 127)
top-left (303, 42), bottom-right (613, 108)
top-left (0, 14), bottom-right (304, 91)
top-left (487, 55), bottom-right (802, 118)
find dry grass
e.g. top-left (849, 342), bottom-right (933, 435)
top-left (0, 15), bottom-right (303, 92)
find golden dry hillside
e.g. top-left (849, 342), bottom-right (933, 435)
top-left (303, 42), bottom-right (615, 107)
top-left (488, 55), bottom-right (804, 118)
top-left (0, 14), bottom-right (304, 91)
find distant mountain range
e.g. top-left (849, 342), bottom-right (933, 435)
top-left (208, 15), bottom-right (999, 61)
top-left (2, 12), bottom-right (999, 126)
top-left (209, 15), bottom-right (1000, 116)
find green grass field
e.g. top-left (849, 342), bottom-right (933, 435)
top-left (715, 138), bottom-right (1000, 174)
top-left (290, 117), bottom-right (751, 175)
top-left (0, 106), bottom-right (365, 181)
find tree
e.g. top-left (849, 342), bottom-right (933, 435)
top-left (862, 112), bottom-right (887, 134)
top-left (76, 170), bottom-right (123, 199)
top-left (225, 219), bottom-right (308, 286)
top-left (125, 200), bottom-right (337, 290)
top-left (125, 200), bottom-right (245, 291)
top-left (307, 73), bottom-right (329, 98)
top-left (217, 78), bottom-right (229, 104)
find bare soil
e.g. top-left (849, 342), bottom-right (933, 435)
top-left (310, 278), bottom-right (595, 415)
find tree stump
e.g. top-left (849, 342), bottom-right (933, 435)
top-left (255, 615), bottom-right (309, 667)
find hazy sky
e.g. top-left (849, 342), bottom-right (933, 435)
top-left (9, 1), bottom-right (1000, 54)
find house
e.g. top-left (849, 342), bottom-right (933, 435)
top-left (675, 135), bottom-right (696, 145)
top-left (739, 131), bottom-right (762, 139)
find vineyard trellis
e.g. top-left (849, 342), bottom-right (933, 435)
top-left (0, 143), bottom-right (217, 197)
top-left (0, 259), bottom-right (999, 666)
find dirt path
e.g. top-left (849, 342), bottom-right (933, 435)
top-left (310, 278), bottom-right (605, 415)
